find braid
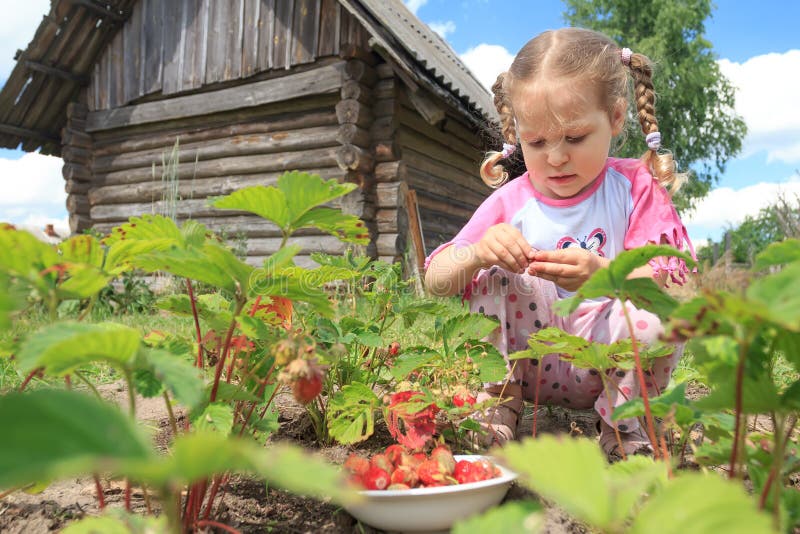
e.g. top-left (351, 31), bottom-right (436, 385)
top-left (480, 72), bottom-right (518, 188)
top-left (627, 53), bottom-right (685, 193)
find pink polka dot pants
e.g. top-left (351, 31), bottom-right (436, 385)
top-left (469, 266), bottom-right (682, 433)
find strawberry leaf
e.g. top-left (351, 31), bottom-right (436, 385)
top-left (328, 382), bottom-right (381, 444)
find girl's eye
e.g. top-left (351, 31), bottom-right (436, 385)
top-left (566, 135), bottom-right (586, 144)
top-left (528, 140), bottom-right (546, 148)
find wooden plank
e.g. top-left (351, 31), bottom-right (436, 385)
top-left (92, 108), bottom-right (336, 155)
top-left (317, 0), bottom-right (339, 57)
top-left (402, 147), bottom-right (487, 197)
top-left (272, 0), bottom-right (293, 69)
top-left (397, 127), bottom-right (477, 176)
top-left (405, 188), bottom-right (427, 271)
top-left (291, 0), bottom-right (320, 65)
top-left (182, 0), bottom-right (209, 90)
top-left (122, 0), bottom-right (143, 104)
top-left (256, 0), bottom-right (275, 72)
top-left (87, 62), bottom-right (345, 131)
top-left (247, 235), bottom-right (344, 255)
top-left (335, 99), bottom-right (373, 129)
top-left (242, 0), bottom-right (261, 76)
top-left (205, 0), bottom-right (227, 83)
top-left (92, 124), bottom-right (341, 174)
top-left (142, 0), bottom-right (165, 95)
top-left (162, 0), bottom-right (186, 95)
top-left (108, 28), bottom-right (125, 108)
top-left (95, 146), bottom-right (340, 185)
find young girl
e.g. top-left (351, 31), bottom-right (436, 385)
top-left (424, 28), bottom-right (695, 457)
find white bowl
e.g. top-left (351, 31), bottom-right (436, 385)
top-left (343, 454), bottom-right (517, 533)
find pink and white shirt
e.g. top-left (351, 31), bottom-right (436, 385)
top-left (426, 158), bottom-right (695, 296)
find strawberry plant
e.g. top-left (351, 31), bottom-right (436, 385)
top-left (0, 171), bottom-right (368, 532)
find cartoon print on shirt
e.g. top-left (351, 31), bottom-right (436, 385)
top-left (556, 227), bottom-right (607, 257)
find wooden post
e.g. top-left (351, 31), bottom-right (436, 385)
top-left (404, 188), bottom-right (426, 295)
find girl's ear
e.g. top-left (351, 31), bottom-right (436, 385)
top-left (611, 98), bottom-right (627, 135)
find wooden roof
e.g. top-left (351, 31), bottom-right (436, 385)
top-left (0, 0), bottom-right (494, 156)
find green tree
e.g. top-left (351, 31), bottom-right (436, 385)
top-left (564, 0), bottom-right (747, 212)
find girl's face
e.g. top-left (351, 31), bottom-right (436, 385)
top-left (512, 80), bottom-right (625, 200)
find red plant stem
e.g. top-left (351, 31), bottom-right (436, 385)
top-left (601, 377), bottom-right (627, 461)
top-left (210, 304), bottom-right (245, 403)
top-left (211, 474), bottom-right (232, 519)
top-left (224, 343), bottom-right (239, 384)
top-left (248, 296), bottom-right (262, 316)
top-left (64, 375), bottom-right (72, 390)
top-left (124, 480), bottom-right (131, 512)
top-left (659, 431), bottom-right (672, 478)
top-left (185, 278), bottom-right (204, 368)
top-left (758, 465), bottom-right (778, 509)
top-left (621, 308), bottom-right (660, 460)
top-left (729, 342), bottom-right (748, 479)
top-left (240, 364), bottom-right (277, 437)
top-left (201, 476), bottom-right (223, 520)
top-left (18, 367), bottom-right (42, 392)
top-left (93, 475), bottom-right (105, 510)
top-left (531, 365), bottom-right (541, 439)
top-left (194, 519), bottom-right (242, 534)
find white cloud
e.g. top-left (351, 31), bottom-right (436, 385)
top-left (459, 43), bottom-right (515, 91)
top-left (403, 0), bottom-right (428, 15)
top-left (0, 0), bottom-right (50, 80)
top-left (428, 20), bottom-right (456, 40)
top-left (0, 152), bottom-right (65, 206)
top-left (718, 50), bottom-right (800, 164)
top-left (683, 177), bottom-right (800, 230)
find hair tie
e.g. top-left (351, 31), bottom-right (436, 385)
top-left (620, 47), bottom-right (632, 66)
top-left (646, 131), bottom-right (661, 150)
top-left (501, 143), bottom-right (516, 158)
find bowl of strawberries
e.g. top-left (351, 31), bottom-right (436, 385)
top-left (342, 444), bottom-right (517, 532)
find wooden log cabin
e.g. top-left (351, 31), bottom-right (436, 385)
top-left (0, 0), bottom-right (500, 270)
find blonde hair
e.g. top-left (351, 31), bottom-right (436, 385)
top-left (480, 28), bottom-right (686, 193)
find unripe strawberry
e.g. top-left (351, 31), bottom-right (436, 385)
top-left (362, 467), bottom-right (391, 490)
top-left (343, 454), bottom-right (370, 477)
top-left (390, 465), bottom-right (418, 487)
top-left (387, 483), bottom-right (410, 490)
top-left (384, 444), bottom-right (406, 467)
top-left (430, 444), bottom-right (456, 475)
top-left (416, 459), bottom-right (446, 486)
top-left (370, 452), bottom-right (393, 473)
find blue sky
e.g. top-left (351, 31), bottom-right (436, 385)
top-left (1, 0), bottom-right (799, 247)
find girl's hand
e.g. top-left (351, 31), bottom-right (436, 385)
top-left (527, 248), bottom-right (609, 291)
top-left (473, 223), bottom-right (535, 273)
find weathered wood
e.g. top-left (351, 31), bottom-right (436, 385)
top-left (376, 181), bottom-right (405, 208)
top-left (87, 62), bottom-right (346, 132)
top-left (272, 0), bottom-right (293, 69)
top-left (336, 124), bottom-right (371, 147)
top-left (317, 0), bottom-right (340, 56)
top-left (376, 233), bottom-right (402, 257)
top-left (247, 234), bottom-right (344, 255)
top-left (162, 0), bottom-right (186, 95)
top-left (245, 254), bottom-right (319, 269)
top-left (66, 102), bottom-right (89, 120)
top-left (67, 193), bottom-right (90, 215)
top-left (373, 97), bottom-right (396, 118)
top-left (62, 146), bottom-right (91, 165)
top-left (89, 166), bottom-right (344, 205)
top-left (61, 129), bottom-right (92, 149)
top-left (122, 0), bottom-right (143, 104)
top-left (341, 80), bottom-right (372, 104)
top-left (375, 161), bottom-right (405, 183)
top-left (142, 0), bottom-right (165, 95)
top-left (92, 109), bottom-right (337, 156)
top-left (336, 144), bottom-right (373, 173)
top-left (397, 127), bottom-right (477, 176)
top-left (95, 146), bottom-right (341, 186)
top-left (344, 58), bottom-right (377, 85)
top-left (414, 191), bottom-right (474, 219)
top-left (372, 139), bottom-right (400, 162)
top-left (376, 208), bottom-right (398, 232)
top-left (93, 124), bottom-right (342, 174)
top-left (182, 0), bottom-right (209, 90)
top-left (256, 0), bottom-right (276, 72)
top-left (370, 115), bottom-right (397, 141)
top-left (375, 62), bottom-right (394, 79)
top-left (372, 80), bottom-right (395, 101)
top-left (398, 105), bottom-right (480, 159)
top-left (91, 197), bottom-right (237, 222)
top-left (405, 188), bottom-right (427, 272)
top-left (335, 99), bottom-right (373, 129)
top-left (242, 0), bottom-right (260, 76)
top-left (70, 213), bottom-right (92, 235)
top-left (65, 179), bottom-right (93, 195)
top-left (63, 163), bottom-right (92, 182)
top-left (402, 147), bottom-right (487, 196)
top-left (405, 168), bottom-right (486, 208)
top-left (292, 0), bottom-right (320, 65)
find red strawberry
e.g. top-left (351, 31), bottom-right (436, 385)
top-left (454, 460), bottom-right (481, 484)
top-left (453, 392), bottom-right (477, 407)
top-left (292, 373), bottom-right (322, 404)
top-left (387, 483), bottom-right (410, 490)
top-left (416, 459), bottom-right (447, 486)
top-left (391, 465), bottom-right (419, 487)
top-left (343, 454), bottom-right (370, 477)
top-left (430, 444), bottom-right (456, 475)
top-left (279, 358), bottom-right (325, 404)
top-left (388, 341), bottom-right (400, 356)
top-left (362, 467), bottom-right (391, 490)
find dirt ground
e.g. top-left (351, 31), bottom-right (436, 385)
top-left (0, 381), bottom-right (685, 534)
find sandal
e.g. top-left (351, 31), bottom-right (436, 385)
top-left (471, 385), bottom-right (522, 447)
top-left (597, 419), bottom-right (654, 461)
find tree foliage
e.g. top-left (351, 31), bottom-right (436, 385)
top-left (563, 0), bottom-right (747, 212)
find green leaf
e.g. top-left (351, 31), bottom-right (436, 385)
top-left (103, 215), bottom-right (185, 274)
top-left (156, 292), bottom-right (233, 332)
top-left (193, 403), bottom-right (234, 436)
top-left (327, 382), bottom-right (381, 444)
top-left (262, 244), bottom-right (302, 273)
top-left (612, 384), bottom-right (696, 426)
top-left (212, 185), bottom-right (290, 228)
top-left (292, 207), bottom-right (369, 244)
top-left (442, 312), bottom-right (499, 350)
top-left (497, 436), bottom-right (667, 531)
top-left (471, 344), bottom-right (509, 383)
top-left (237, 314), bottom-right (275, 340)
top-left (61, 511), bottom-right (168, 534)
top-left (141, 348), bottom-right (205, 410)
top-left (389, 350), bottom-right (437, 380)
top-left (355, 330), bottom-right (384, 348)
top-left (746, 262), bottom-right (800, 331)
top-left (17, 321), bottom-right (140, 375)
top-left (133, 369), bottom-right (164, 398)
top-left (753, 238), bottom-right (800, 270)
top-left (279, 171), bottom-right (357, 220)
top-left (250, 274), bottom-right (333, 317)
top-left (0, 390), bottom-right (152, 488)
top-left (452, 501), bottom-right (544, 534)
top-left (58, 234), bottom-right (105, 268)
top-left (0, 272), bottom-right (22, 330)
top-left (56, 264), bottom-right (112, 300)
top-left (123, 433), bottom-right (356, 504)
top-left (630, 473), bottom-right (774, 534)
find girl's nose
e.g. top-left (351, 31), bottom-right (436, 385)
top-left (546, 144), bottom-right (569, 166)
